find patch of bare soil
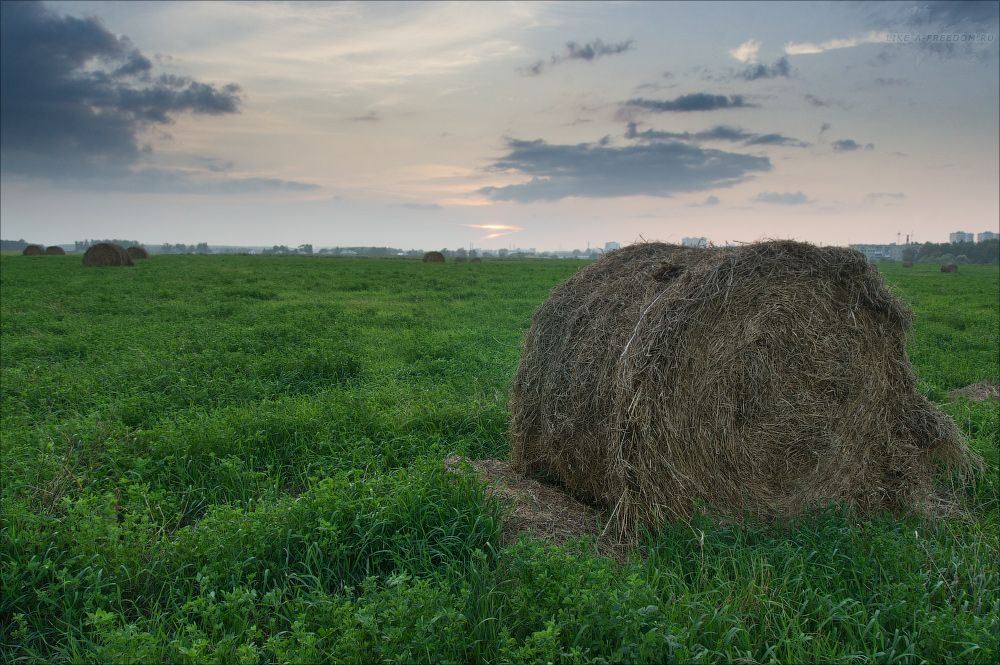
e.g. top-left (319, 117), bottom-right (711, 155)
top-left (949, 381), bottom-right (1000, 402)
top-left (444, 456), bottom-right (629, 562)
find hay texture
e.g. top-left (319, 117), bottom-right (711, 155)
top-left (422, 251), bottom-right (446, 263)
top-left (44, 246), bottom-right (66, 255)
top-left (511, 240), bottom-right (971, 539)
top-left (82, 243), bottom-right (134, 267)
top-left (22, 244), bottom-right (44, 256)
top-left (126, 246), bottom-right (149, 260)
top-left (940, 263), bottom-right (958, 273)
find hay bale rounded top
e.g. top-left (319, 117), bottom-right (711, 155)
top-left (511, 241), bottom-right (970, 537)
top-left (44, 246), bottom-right (66, 255)
top-left (82, 243), bottom-right (134, 267)
top-left (940, 263), bottom-right (958, 273)
top-left (22, 244), bottom-right (44, 256)
top-left (422, 251), bottom-right (446, 263)
top-left (126, 246), bottom-right (149, 260)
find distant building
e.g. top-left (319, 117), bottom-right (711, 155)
top-left (977, 231), bottom-right (999, 243)
top-left (850, 243), bottom-right (910, 261)
top-left (604, 241), bottom-right (621, 252)
top-left (682, 237), bottom-right (708, 248)
top-left (949, 231), bottom-right (974, 243)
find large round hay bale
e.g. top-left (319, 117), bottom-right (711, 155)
top-left (901, 260), bottom-right (913, 268)
top-left (126, 246), bottom-right (149, 260)
top-left (82, 243), bottom-right (134, 267)
top-left (511, 240), bottom-right (971, 537)
top-left (940, 263), bottom-right (957, 273)
top-left (22, 244), bottom-right (44, 256)
top-left (44, 246), bottom-right (66, 255)
top-left (422, 251), bottom-right (445, 263)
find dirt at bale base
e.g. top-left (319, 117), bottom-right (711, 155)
top-left (443, 456), bottom-right (629, 561)
top-left (948, 381), bottom-right (1000, 402)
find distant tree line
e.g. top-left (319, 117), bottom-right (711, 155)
top-left (1, 238), bottom-right (33, 251)
top-left (159, 243), bottom-right (211, 254)
top-left (75, 239), bottom-right (141, 251)
top-left (905, 239), bottom-right (999, 265)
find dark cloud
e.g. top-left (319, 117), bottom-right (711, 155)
top-left (804, 94), bottom-right (851, 109)
top-left (832, 139), bottom-right (875, 152)
top-left (755, 191), bottom-right (808, 205)
top-left (626, 122), bottom-right (808, 148)
top-left (737, 56), bottom-right (794, 81)
top-left (520, 38), bottom-right (633, 75)
top-left (0, 1), bottom-right (242, 182)
top-left (478, 136), bottom-right (771, 202)
top-left (623, 94), bottom-right (753, 113)
top-left (351, 111), bottom-right (380, 122)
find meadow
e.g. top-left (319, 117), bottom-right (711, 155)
top-left (1, 254), bottom-right (997, 664)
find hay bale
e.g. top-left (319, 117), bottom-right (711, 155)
top-left (44, 246), bottom-right (66, 255)
top-left (82, 243), bottom-right (134, 267)
top-left (901, 260), bottom-right (913, 268)
top-left (511, 240), bottom-right (972, 538)
top-left (22, 244), bottom-right (44, 256)
top-left (422, 251), bottom-right (446, 263)
top-left (470, 257), bottom-right (483, 263)
top-left (126, 246), bottom-right (149, 260)
top-left (940, 263), bottom-right (958, 273)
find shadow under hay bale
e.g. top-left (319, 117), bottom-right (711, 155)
top-left (511, 240), bottom-right (974, 540)
top-left (126, 246), bottom-right (149, 260)
top-left (422, 251), bottom-right (445, 263)
top-left (941, 263), bottom-right (958, 273)
top-left (22, 244), bottom-right (44, 256)
top-left (44, 246), bottom-right (66, 255)
top-left (82, 243), bottom-right (134, 267)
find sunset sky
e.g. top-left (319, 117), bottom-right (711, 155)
top-left (1, 0), bottom-right (998, 249)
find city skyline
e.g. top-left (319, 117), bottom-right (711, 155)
top-left (2, 1), bottom-right (998, 250)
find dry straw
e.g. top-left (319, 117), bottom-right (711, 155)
top-left (940, 263), bottom-right (958, 273)
top-left (422, 251), bottom-right (446, 263)
top-left (22, 245), bottom-right (44, 256)
top-left (44, 246), bottom-right (66, 255)
top-left (82, 243), bottom-right (134, 267)
top-left (511, 240), bottom-right (973, 540)
top-left (126, 246), bottom-right (150, 260)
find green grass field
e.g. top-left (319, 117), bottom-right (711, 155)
top-left (1, 255), bottom-right (997, 664)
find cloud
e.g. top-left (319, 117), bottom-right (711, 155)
top-left (626, 122), bottom-right (808, 147)
top-left (755, 191), bottom-right (808, 205)
top-left (832, 139), bottom-right (875, 151)
top-left (875, 77), bottom-right (909, 86)
top-left (804, 94), bottom-right (846, 109)
top-left (351, 111), bottom-right (380, 122)
top-left (520, 38), bottom-right (633, 75)
top-left (1, 1), bottom-right (241, 183)
top-left (784, 31), bottom-right (888, 55)
top-left (69, 168), bottom-right (318, 194)
top-left (623, 93), bottom-right (753, 113)
top-left (729, 39), bottom-right (762, 63)
top-left (478, 136), bottom-right (771, 202)
top-left (867, 192), bottom-right (906, 201)
top-left (392, 202), bottom-right (442, 210)
top-left (737, 56), bottom-right (794, 80)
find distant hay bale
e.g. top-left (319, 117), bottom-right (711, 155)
top-left (470, 257), bottom-right (483, 263)
top-left (940, 263), bottom-right (958, 273)
top-left (422, 251), bottom-right (446, 263)
top-left (901, 260), bottom-right (913, 268)
top-left (44, 246), bottom-right (66, 255)
top-left (22, 244), bottom-right (44, 256)
top-left (511, 240), bottom-right (972, 539)
top-left (126, 246), bottom-right (149, 260)
top-left (82, 243), bottom-right (134, 267)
